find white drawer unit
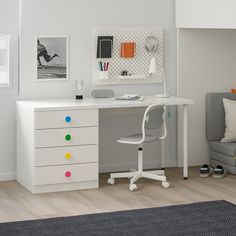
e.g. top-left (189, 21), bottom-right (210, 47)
top-left (34, 163), bottom-right (98, 185)
top-left (17, 103), bottom-right (99, 194)
top-left (35, 127), bottom-right (98, 148)
top-left (35, 109), bottom-right (98, 129)
top-left (35, 145), bottom-right (98, 166)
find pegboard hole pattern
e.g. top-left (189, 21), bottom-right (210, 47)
top-left (92, 27), bottom-right (163, 85)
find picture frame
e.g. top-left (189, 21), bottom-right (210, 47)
top-left (36, 36), bottom-right (69, 81)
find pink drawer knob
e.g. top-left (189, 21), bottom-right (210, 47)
top-left (65, 171), bottom-right (71, 177)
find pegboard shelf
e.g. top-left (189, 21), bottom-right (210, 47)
top-left (118, 74), bottom-right (146, 80)
top-left (92, 27), bottom-right (163, 85)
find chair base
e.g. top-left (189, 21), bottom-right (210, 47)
top-left (108, 146), bottom-right (170, 191)
top-left (108, 169), bottom-right (170, 191)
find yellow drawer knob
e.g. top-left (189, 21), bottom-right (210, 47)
top-left (65, 153), bottom-right (71, 160)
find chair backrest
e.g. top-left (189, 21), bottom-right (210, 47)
top-left (142, 104), bottom-right (167, 140)
top-left (206, 92), bottom-right (236, 141)
top-left (145, 106), bottom-right (164, 129)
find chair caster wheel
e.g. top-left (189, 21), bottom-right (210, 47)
top-left (162, 181), bottom-right (170, 189)
top-left (107, 178), bottom-right (115, 185)
top-left (129, 184), bottom-right (137, 191)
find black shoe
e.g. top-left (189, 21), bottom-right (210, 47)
top-left (200, 164), bottom-right (213, 178)
top-left (213, 165), bottom-right (227, 178)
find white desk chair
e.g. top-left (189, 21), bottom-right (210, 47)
top-left (108, 104), bottom-right (170, 191)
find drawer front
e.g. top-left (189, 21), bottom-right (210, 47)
top-left (35, 109), bottom-right (98, 129)
top-left (35, 127), bottom-right (98, 148)
top-left (35, 145), bottom-right (98, 166)
top-left (34, 163), bottom-right (98, 185)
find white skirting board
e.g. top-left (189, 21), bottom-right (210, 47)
top-left (99, 160), bottom-right (177, 173)
top-left (0, 172), bottom-right (16, 181)
top-left (0, 161), bottom-right (176, 181)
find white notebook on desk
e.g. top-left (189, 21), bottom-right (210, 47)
top-left (115, 94), bottom-right (140, 100)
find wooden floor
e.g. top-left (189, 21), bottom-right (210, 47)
top-left (0, 167), bottom-right (235, 223)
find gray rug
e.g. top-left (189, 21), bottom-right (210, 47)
top-left (0, 200), bottom-right (235, 236)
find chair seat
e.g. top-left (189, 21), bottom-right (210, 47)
top-left (117, 133), bottom-right (158, 144)
top-left (209, 141), bottom-right (236, 156)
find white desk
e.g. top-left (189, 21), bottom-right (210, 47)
top-left (17, 96), bottom-right (193, 193)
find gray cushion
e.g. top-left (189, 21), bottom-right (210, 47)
top-left (209, 141), bottom-right (236, 156)
top-left (206, 93), bottom-right (236, 141)
top-left (210, 151), bottom-right (236, 166)
top-left (117, 134), bottom-right (158, 144)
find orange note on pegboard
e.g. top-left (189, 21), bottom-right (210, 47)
top-left (120, 42), bottom-right (136, 58)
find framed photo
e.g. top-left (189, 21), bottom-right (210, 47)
top-left (37, 36), bottom-right (68, 81)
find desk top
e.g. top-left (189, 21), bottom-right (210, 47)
top-left (17, 96), bottom-right (194, 111)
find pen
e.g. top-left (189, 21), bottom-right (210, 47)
top-left (99, 62), bottom-right (109, 71)
top-left (99, 61), bottom-right (103, 71)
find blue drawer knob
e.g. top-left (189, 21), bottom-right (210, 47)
top-left (65, 116), bottom-right (71, 123)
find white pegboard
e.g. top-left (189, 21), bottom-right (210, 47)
top-left (92, 27), bottom-right (163, 85)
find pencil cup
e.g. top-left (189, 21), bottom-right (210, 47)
top-left (99, 71), bottom-right (109, 80)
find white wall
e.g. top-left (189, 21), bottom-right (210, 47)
top-left (176, 0), bottom-right (236, 29)
top-left (0, 0), bottom-right (19, 34)
top-left (178, 29), bottom-right (236, 166)
top-left (20, 0), bottom-right (176, 98)
top-left (0, 0), bottom-right (177, 180)
top-left (0, 0), bottom-right (19, 180)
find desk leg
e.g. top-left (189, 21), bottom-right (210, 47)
top-left (183, 104), bottom-right (188, 179)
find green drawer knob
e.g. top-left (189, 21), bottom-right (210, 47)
top-left (65, 134), bottom-right (71, 141)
